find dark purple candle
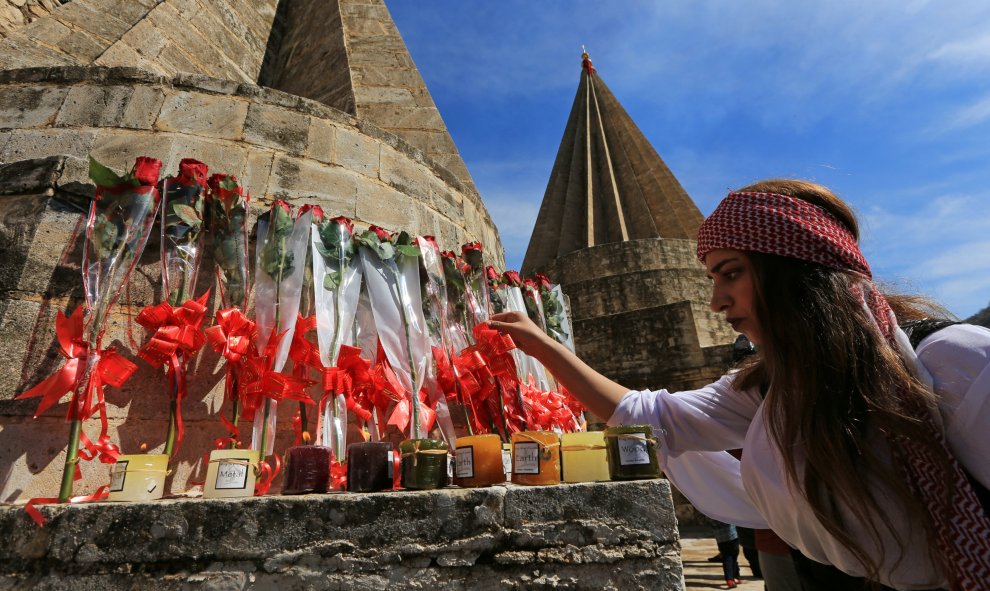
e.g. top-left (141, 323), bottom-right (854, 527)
top-left (282, 445), bottom-right (333, 495)
top-left (346, 442), bottom-right (394, 492)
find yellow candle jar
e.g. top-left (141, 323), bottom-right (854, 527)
top-left (107, 454), bottom-right (169, 502)
top-left (453, 434), bottom-right (506, 487)
top-left (510, 431), bottom-right (561, 486)
top-left (560, 431), bottom-right (610, 483)
top-left (203, 449), bottom-right (260, 499)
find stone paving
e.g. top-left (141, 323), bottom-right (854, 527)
top-left (681, 527), bottom-right (764, 591)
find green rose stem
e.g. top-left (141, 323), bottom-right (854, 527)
top-left (59, 345), bottom-right (99, 502)
top-left (229, 377), bottom-right (241, 449)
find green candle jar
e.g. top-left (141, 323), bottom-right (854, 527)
top-left (605, 425), bottom-right (661, 480)
top-left (399, 438), bottom-right (449, 490)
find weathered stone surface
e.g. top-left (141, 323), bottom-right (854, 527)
top-left (0, 84), bottom-right (67, 128)
top-left (53, 84), bottom-right (133, 128)
top-left (333, 124), bottom-right (379, 178)
top-left (155, 91), bottom-right (248, 140)
top-left (355, 182), bottom-right (421, 234)
top-left (0, 127), bottom-right (96, 161)
top-left (0, 480), bottom-right (683, 590)
top-left (243, 102), bottom-right (309, 154)
top-left (305, 116), bottom-right (335, 164)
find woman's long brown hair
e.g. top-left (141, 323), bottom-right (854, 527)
top-left (731, 179), bottom-right (957, 582)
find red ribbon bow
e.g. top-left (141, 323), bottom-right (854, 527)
top-left (135, 292), bottom-right (211, 455)
top-left (205, 307), bottom-right (257, 444)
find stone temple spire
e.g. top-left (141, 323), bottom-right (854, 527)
top-left (522, 50), bottom-right (703, 275)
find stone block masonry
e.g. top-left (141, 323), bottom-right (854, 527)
top-left (0, 480), bottom-right (684, 590)
top-left (0, 66), bottom-right (503, 504)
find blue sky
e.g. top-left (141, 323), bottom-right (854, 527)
top-left (388, 1), bottom-right (990, 319)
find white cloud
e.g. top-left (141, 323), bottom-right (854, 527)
top-left (943, 94), bottom-right (990, 130)
top-left (860, 193), bottom-right (990, 317)
top-left (928, 33), bottom-right (990, 68)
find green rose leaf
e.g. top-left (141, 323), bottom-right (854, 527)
top-left (172, 203), bottom-right (202, 227)
top-left (88, 156), bottom-right (124, 188)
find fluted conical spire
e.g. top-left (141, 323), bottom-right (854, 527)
top-left (522, 51), bottom-right (703, 275)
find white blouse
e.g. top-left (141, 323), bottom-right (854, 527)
top-left (609, 324), bottom-right (990, 590)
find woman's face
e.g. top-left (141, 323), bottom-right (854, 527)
top-left (705, 248), bottom-right (761, 346)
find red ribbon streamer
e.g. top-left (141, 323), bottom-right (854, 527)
top-left (23, 485), bottom-right (110, 527)
top-left (17, 306), bottom-right (136, 468)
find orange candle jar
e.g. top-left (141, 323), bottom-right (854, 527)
top-left (510, 431), bottom-right (561, 486)
top-left (453, 434), bottom-right (506, 487)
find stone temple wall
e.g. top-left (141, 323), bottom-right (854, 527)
top-left (0, 63), bottom-right (501, 502)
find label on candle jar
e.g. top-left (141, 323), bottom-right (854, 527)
top-left (215, 459), bottom-right (250, 490)
top-left (109, 460), bottom-right (129, 492)
top-left (513, 442), bottom-right (540, 474)
top-left (455, 446), bottom-right (475, 479)
top-left (618, 432), bottom-right (651, 466)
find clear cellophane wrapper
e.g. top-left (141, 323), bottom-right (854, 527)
top-left (160, 178), bottom-right (206, 305)
top-left (359, 236), bottom-right (431, 439)
top-left (546, 284), bottom-right (575, 353)
top-left (208, 178), bottom-right (250, 310)
top-left (417, 237), bottom-right (457, 447)
top-left (311, 218), bottom-right (362, 459)
top-left (504, 286), bottom-right (553, 391)
top-left (251, 205), bottom-right (313, 455)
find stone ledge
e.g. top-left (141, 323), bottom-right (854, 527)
top-left (0, 480), bottom-right (682, 590)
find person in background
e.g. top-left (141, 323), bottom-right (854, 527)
top-left (711, 519), bottom-right (743, 588)
top-left (491, 179), bottom-right (990, 591)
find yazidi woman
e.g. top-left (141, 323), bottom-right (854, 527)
top-left (490, 180), bottom-right (990, 591)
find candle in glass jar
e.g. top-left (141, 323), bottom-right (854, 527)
top-left (346, 442), bottom-right (394, 492)
top-left (560, 431), bottom-right (610, 483)
top-left (605, 425), bottom-right (661, 480)
top-left (400, 438), bottom-right (448, 490)
top-left (282, 445), bottom-right (333, 495)
top-left (108, 454), bottom-right (169, 502)
top-left (204, 449), bottom-right (259, 499)
top-left (453, 434), bottom-right (505, 487)
top-left (510, 431), bottom-right (561, 485)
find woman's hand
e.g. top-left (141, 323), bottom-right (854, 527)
top-left (489, 311), bottom-right (553, 359)
top-left (490, 310), bottom-right (629, 420)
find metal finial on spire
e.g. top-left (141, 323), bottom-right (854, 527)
top-left (581, 46), bottom-right (595, 75)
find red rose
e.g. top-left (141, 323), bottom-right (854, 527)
top-left (369, 225), bottom-right (392, 242)
top-left (131, 156), bottom-right (162, 187)
top-left (177, 158), bottom-right (208, 188)
top-left (298, 204), bottom-right (324, 221)
top-left (486, 265), bottom-right (499, 281)
top-left (523, 277), bottom-right (539, 289)
top-left (535, 273), bottom-right (552, 291)
top-left (417, 235), bottom-right (440, 250)
top-left (502, 270), bottom-right (522, 287)
top-left (461, 242), bottom-right (483, 257)
top-left (273, 199), bottom-right (292, 214)
top-left (330, 216), bottom-right (354, 235)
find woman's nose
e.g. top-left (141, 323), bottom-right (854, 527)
top-left (709, 285), bottom-right (728, 313)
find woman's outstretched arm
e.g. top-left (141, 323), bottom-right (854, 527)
top-left (489, 310), bottom-right (630, 419)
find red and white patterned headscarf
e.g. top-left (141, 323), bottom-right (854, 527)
top-left (697, 190), bottom-right (990, 590)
